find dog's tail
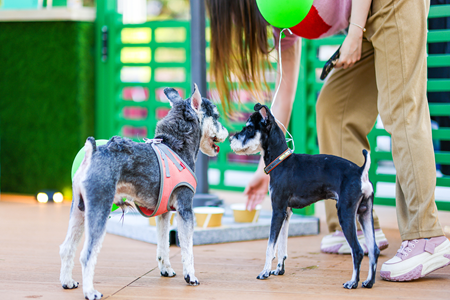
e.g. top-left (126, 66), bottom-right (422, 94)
top-left (360, 149), bottom-right (371, 175)
top-left (72, 137), bottom-right (97, 192)
top-left (360, 149), bottom-right (374, 201)
top-left (83, 137), bottom-right (97, 165)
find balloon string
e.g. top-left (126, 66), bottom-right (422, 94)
top-left (270, 28), bottom-right (295, 152)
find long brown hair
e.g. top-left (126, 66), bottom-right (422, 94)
top-left (206, 0), bottom-right (272, 114)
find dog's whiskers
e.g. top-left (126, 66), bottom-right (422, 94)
top-left (120, 210), bottom-right (125, 225)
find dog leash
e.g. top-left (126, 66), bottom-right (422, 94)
top-left (270, 28), bottom-right (295, 153)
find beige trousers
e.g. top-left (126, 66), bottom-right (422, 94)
top-left (316, 0), bottom-right (444, 241)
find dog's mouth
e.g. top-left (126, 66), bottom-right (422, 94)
top-left (230, 135), bottom-right (262, 155)
top-left (230, 143), bottom-right (249, 155)
top-left (234, 148), bottom-right (245, 154)
top-left (234, 147), bottom-right (251, 155)
top-left (201, 123), bottom-right (227, 157)
top-left (211, 136), bottom-right (220, 153)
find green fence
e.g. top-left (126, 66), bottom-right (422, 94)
top-left (95, 1), bottom-right (280, 193)
top-left (96, 16), bottom-right (256, 188)
top-left (97, 19), bottom-right (191, 141)
top-left (96, 1), bottom-right (450, 212)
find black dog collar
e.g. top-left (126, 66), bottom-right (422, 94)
top-left (264, 148), bottom-right (293, 174)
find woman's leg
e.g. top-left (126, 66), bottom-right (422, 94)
top-left (368, 0), bottom-right (449, 281)
top-left (368, 0), bottom-right (443, 241)
top-left (316, 39), bottom-right (388, 254)
top-left (317, 39), bottom-right (380, 233)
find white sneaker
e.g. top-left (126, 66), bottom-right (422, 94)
top-left (380, 236), bottom-right (450, 281)
top-left (321, 229), bottom-right (389, 254)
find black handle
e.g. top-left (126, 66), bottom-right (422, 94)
top-left (320, 46), bottom-right (341, 80)
top-left (101, 26), bottom-right (108, 62)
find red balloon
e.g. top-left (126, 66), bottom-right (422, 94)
top-left (289, 5), bottom-right (332, 40)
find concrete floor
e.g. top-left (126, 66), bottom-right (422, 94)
top-left (0, 192), bottom-right (449, 300)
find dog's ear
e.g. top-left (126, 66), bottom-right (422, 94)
top-left (190, 83), bottom-right (202, 113)
top-left (254, 103), bottom-right (271, 123)
top-left (254, 103), bottom-right (264, 112)
top-left (164, 88), bottom-right (183, 107)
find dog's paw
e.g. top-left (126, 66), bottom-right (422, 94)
top-left (361, 279), bottom-right (374, 288)
top-left (270, 261), bottom-right (285, 276)
top-left (270, 269), bottom-right (285, 276)
top-left (84, 289), bottom-right (103, 300)
top-left (61, 279), bottom-right (79, 289)
top-left (256, 270), bottom-right (270, 280)
top-left (158, 257), bottom-right (176, 277)
top-left (184, 274), bottom-right (200, 286)
top-left (160, 268), bottom-right (176, 277)
top-left (343, 280), bottom-right (358, 289)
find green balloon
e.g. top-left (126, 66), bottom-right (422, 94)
top-left (71, 139), bottom-right (109, 180)
top-left (256, 0), bottom-right (313, 29)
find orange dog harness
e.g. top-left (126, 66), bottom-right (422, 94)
top-left (135, 140), bottom-right (197, 218)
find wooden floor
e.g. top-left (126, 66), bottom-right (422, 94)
top-left (1, 193), bottom-right (449, 300)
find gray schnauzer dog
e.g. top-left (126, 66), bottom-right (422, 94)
top-left (59, 85), bottom-right (228, 300)
top-left (230, 103), bottom-right (379, 289)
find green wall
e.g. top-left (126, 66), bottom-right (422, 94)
top-left (0, 21), bottom-right (95, 196)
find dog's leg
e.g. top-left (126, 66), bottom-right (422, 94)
top-left (270, 208), bottom-right (292, 276)
top-left (156, 212), bottom-right (176, 277)
top-left (79, 192), bottom-right (112, 300)
top-left (257, 202), bottom-right (288, 280)
top-left (60, 191), bottom-right (85, 290)
top-left (175, 190), bottom-right (199, 286)
top-left (338, 200), bottom-right (364, 289)
top-left (358, 193), bottom-right (380, 288)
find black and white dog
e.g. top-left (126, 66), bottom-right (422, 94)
top-left (230, 103), bottom-right (380, 289)
top-left (59, 85), bottom-right (228, 300)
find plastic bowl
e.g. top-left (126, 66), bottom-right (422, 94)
top-left (193, 206), bottom-right (225, 228)
top-left (231, 203), bottom-right (261, 223)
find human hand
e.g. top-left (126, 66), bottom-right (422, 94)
top-left (335, 26), bottom-right (364, 69)
top-left (244, 170), bottom-right (269, 211)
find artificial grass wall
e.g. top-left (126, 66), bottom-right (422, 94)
top-left (0, 21), bottom-right (95, 196)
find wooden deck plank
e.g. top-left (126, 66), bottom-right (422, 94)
top-left (0, 193), bottom-right (449, 300)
